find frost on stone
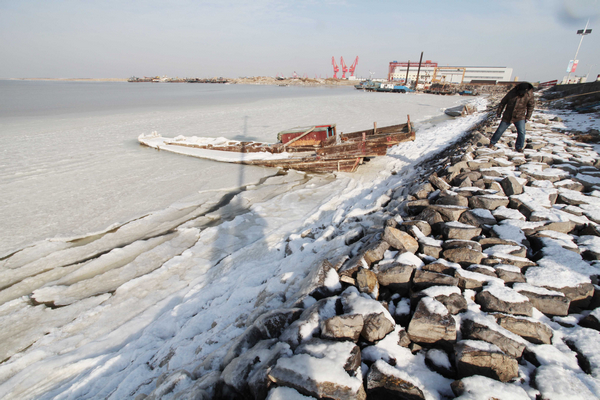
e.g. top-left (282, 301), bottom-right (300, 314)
top-left (526, 240), bottom-right (597, 289)
top-left (534, 365), bottom-right (599, 400)
top-left (492, 223), bottom-right (527, 245)
top-left (396, 252), bottom-right (425, 268)
top-left (266, 386), bottom-right (317, 400)
top-left (421, 285), bottom-right (461, 298)
top-left (341, 287), bottom-right (395, 325)
top-left (268, 353), bottom-right (364, 399)
top-left (452, 375), bottom-right (530, 400)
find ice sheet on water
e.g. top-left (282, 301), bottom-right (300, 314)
top-left (0, 93), bottom-right (488, 399)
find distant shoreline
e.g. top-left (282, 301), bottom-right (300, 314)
top-left (7, 78), bottom-right (128, 82)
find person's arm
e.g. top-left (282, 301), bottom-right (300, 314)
top-left (525, 92), bottom-right (535, 121)
top-left (497, 94), bottom-right (509, 118)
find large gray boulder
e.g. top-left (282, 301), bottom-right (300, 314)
top-left (321, 314), bottom-right (364, 342)
top-left (513, 283), bottom-right (570, 316)
top-left (366, 360), bottom-right (426, 400)
top-left (412, 270), bottom-right (459, 290)
top-left (442, 247), bottom-right (485, 266)
top-left (268, 342), bottom-right (366, 400)
top-left (407, 297), bottom-right (456, 345)
top-left (443, 222), bottom-right (482, 240)
top-left (455, 340), bottom-right (519, 382)
top-left (374, 263), bottom-right (414, 293)
top-left (461, 318), bottom-right (526, 359)
top-left (495, 314), bottom-right (553, 344)
top-left (221, 339), bottom-right (292, 399)
top-left (476, 285), bottom-right (533, 317)
top-left (383, 226), bottom-right (419, 253)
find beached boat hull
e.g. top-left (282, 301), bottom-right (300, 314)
top-left (138, 117), bottom-right (414, 173)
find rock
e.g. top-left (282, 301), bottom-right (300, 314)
top-left (405, 199), bottom-right (431, 215)
top-left (287, 260), bottom-right (342, 302)
top-left (374, 263), bottom-right (414, 293)
top-left (296, 338), bottom-right (361, 376)
top-left (468, 264), bottom-right (498, 277)
top-left (442, 222), bottom-right (482, 240)
top-left (252, 308), bottom-right (304, 340)
top-left (400, 220), bottom-right (432, 237)
top-left (580, 312), bottom-right (600, 331)
top-left (268, 347), bottom-right (366, 400)
top-left (455, 269), bottom-right (503, 291)
top-left (443, 239), bottom-right (482, 252)
top-left (493, 264), bottom-right (526, 284)
top-left (436, 195), bottom-right (469, 207)
top-left (469, 195), bottom-right (510, 210)
top-left (459, 210), bottom-right (497, 228)
top-left (476, 286), bottom-right (533, 317)
top-left (513, 283), bottom-right (570, 316)
top-left (383, 226), bottom-right (419, 253)
top-left (500, 176), bottom-right (523, 196)
top-left (415, 207), bottom-right (445, 227)
top-left (454, 171), bottom-right (482, 186)
top-left (220, 326), bottom-right (265, 370)
top-left (412, 182), bottom-right (434, 199)
top-left (363, 240), bottom-right (391, 266)
top-left (454, 340), bottom-right (519, 382)
top-left (442, 247), bottom-right (485, 266)
top-left (407, 297), bottom-right (457, 345)
top-left (428, 205), bottom-right (469, 221)
top-left (321, 314), bottom-right (364, 342)
top-left (418, 237), bottom-right (443, 258)
top-left (429, 174), bottom-right (451, 191)
top-left (554, 282), bottom-right (595, 309)
top-left (150, 370), bottom-right (194, 399)
top-left (356, 269), bottom-right (379, 299)
top-left (279, 297), bottom-right (338, 349)
top-left (436, 292), bottom-right (468, 315)
top-left (422, 261), bottom-right (456, 275)
top-left (412, 270), bottom-right (459, 290)
top-left (221, 339), bottom-right (291, 399)
top-left (450, 375), bottom-right (530, 399)
top-left (361, 312), bottom-right (395, 342)
top-left (461, 318), bottom-right (525, 359)
top-left (495, 314), bottom-right (553, 344)
top-left (366, 360), bottom-right (426, 400)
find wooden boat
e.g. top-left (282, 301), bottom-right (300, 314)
top-left (444, 104), bottom-right (476, 117)
top-left (138, 116), bottom-right (414, 173)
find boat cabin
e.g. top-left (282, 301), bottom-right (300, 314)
top-left (278, 124), bottom-right (337, 147)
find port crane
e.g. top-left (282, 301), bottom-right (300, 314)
top-left (340, 57), bottom-right (348, 79)
top-left (332, 56), bottom-right (359, 79)
top-left (331, 56), bottom-right (340, 79)
top-left (349, 56), bottom-right (359, 77)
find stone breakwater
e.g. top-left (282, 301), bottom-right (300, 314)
top-left (141, 103), bottom-right (600, 399)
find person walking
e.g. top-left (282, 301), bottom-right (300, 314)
top-left (489, 82), bottom-right (535, 152)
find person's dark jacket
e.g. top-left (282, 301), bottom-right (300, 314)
top-left (497, 82), bottom-right (535, 123)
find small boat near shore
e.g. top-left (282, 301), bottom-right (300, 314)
top-left (444, 104), bottom-right (476, 117)
top-left (138, 117), bottom-right (415, 173)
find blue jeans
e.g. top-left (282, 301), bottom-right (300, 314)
top-left (490, 120), bottom-right (526, 150)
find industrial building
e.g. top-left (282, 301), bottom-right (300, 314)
top-left (388, 61), bottom-right (513, 84)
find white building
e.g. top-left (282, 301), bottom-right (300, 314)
top-left (388, 61), bottom-right (512, 84)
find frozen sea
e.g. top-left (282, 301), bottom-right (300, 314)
top-left (1, 80), bottom-right (462, 257)
top-left (0, 80), bottom-right (486, 399)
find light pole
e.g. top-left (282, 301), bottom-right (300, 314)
top-left (566, 19), bottom-right (592, 84)
top-left (586, 64), bottom-right (596, 82)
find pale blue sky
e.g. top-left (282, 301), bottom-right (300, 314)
top-left (1, 0), bottom-right (599, 82)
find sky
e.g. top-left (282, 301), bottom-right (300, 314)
top-left (0, 0), bottom-right (599, 82)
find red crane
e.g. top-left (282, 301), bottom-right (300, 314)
top-left (340, 57), bottom-right (348, 79)
top-left (349, 56), bottom-right (359, 77)
top-left (332, 56), bottom-right (339, 79)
